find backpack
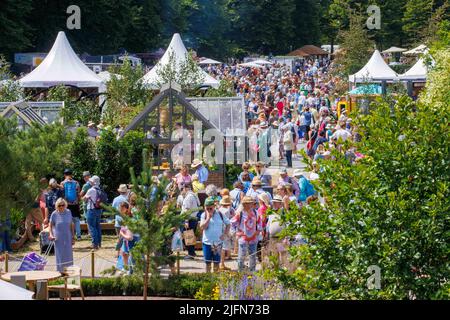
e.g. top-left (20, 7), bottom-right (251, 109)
top-left (304, 179), bottom-right (316, 198)
top-left (94, 187), bottom-right (108, 209)
top-left (46, 189), bottom-right (60, 211)
top-left (64, 180), bottom-right (78, 203)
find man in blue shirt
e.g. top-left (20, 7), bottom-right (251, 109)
top-left (191, 159), bottom-right (209, 184)
top-left (200, 197), bottom-right (230, 273)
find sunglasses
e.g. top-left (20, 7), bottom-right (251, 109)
top-left (206, 206), bottom-right (215, 211)
top-left (58, 205), bottom-right (65, 208)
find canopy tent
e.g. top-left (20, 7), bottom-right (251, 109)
top-left (382, 46), bottom-right (407, 54)
top-left (19, 32), bottom-right (103, 88)
top-left (238, 62), bottom-right (265, 69)
top-left (0, 279), bottom-right (34, 300)
top-left (252, 59), bottom-right (273, 65)
top-left (349, 50), bottom-right (398, 83)
top-left (96, 71), bottom-right (122, 82)
top-left (199, 58), bottom-right (222, 65)
top-left (142, 34), bottom-right (219, 89)
top-left (398, 58), bottom-right (428, 81)
top-left (349, 84), bottom-right (382, 95)
top-left (404, 44), bottom-right (428, 55)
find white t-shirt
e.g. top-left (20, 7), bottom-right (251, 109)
top-left (85, 187), bottom-right (99, 210)
top-left (181, 192), bottom-right (200, 219)
top-left (332, 129), bottom-right (352, 142)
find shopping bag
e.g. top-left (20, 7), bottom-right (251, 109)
top-left (183, 229), bottom-right (197, 246)
top-left (171, 230), bottom-right (184, 252)
top-left (18, 252), bottom-right (47, 271)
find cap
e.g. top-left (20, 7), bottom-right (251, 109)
top-left (64, 169), bottom-right (72, 175)
top-left (82, 171), bottom-right (91, 177)
top-left (204, 197), bottom-right (216, 206)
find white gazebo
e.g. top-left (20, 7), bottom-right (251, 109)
top-left (141, 33), bottom-right (219, 89)
top-left (19, 31), bottom-right (104, 89)
top-left (251, 59), bottom-right (273, 65)
top-left (349, 50), bottom-right (398, 83)
top-left (398, 58), bottom-right (428, 81)
top-left (382, 46), bottom-right (407, 54)
top-left (199, 58), bottom-right (222, 65)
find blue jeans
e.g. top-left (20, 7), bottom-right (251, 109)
top-left (86, 209), bottom-right (102, 247)
top-left (72, 217), bottom-right (81, 238)
top-left (238, 242), bottom-right (258, 272)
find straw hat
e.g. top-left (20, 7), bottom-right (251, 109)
top-left (87, 121), bottom-right (95, 127)
top-left (161, 162), bottom-right (170, 170)
top-left (220, 196), bottom-right (232, 206)
top-left (251, 177), bottom-right (262, 186)
top-left (191, 159), bottom-right (203, 168)
top-left (117, 184), bottom-right (128, 193)
top-left (242, 196), bottom-right (255, 204)
top-left (272, 195), bottom-right (283, 203)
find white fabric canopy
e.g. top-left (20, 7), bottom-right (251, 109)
top-left (96, 71), bottom-right (122, 82)
top-left (398, 58), bottom-right (428, 81)
top-left (382, 46), bottom-right (407, 53)
top-left (19, 31), bottom-right (103, 88)
top-left (404, 44), bottom-right (428, 55)
top-left (0, 279), bottom-right (34, 300)
top-left (142, 33), bottom-right (219, 89)
top-left (252, 59), bottom-right (273, 65)
top-left (238, 62), bottom-right (265, 69)
top-left (199, 58), bottom-right (222, 65)
top-left (349, 50), bottom-right (398, 83)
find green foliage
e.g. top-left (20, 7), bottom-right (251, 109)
top-left (225, 164), bottom-right (242, 190)
top-left (420, 50), bottom-right (450, 109)
top-left (204, 79), bottom-right (236, 98)
top-left (105, 58), bottom-right (153, 127)
top-left (95, 129), bottom-right (121, 199)
top-left (278, 91), bottom-right (449, 299)
top-left (0, 0), bottom-right (32, 58)
top-left (47, 273), bottom-right (216, 298)
top-left (69, 127), bottom-right (96, 182)
top-left (118, 130), bottom-right (148, 184)
top-left (0, 56), bottom-right (25, 101)
top-left (335, 10), bottom-right (375, 76)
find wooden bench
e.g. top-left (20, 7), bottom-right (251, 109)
top-left (80, 223), bottom-right (115, 232)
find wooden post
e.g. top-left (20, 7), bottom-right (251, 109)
top-left (5, 252), bottom-right (8, 273)
top-left (91, 250), bottom-right (95, 278)
top-left (176, 252), bottom-right (180, 275)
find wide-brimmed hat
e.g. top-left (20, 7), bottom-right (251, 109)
top-left (117, 184), bottom-right (128, 193)
top-left (272, 195), bottom-right (283, 203)
top-left (160, 162), bottom-right (170, 170)
top-left (251, 177), bottom-right (262, 186)
top-left (220, 196), bottom-right (232, 206)
top-left (191, 159), bottom-right (203, 168)
top-left (87, 121), bottom-right (95, 127)
top-left (242, 196), bottom-right (255, 204)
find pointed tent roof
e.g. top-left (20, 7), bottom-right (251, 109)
top-left (142, 34), bottom-right (219, 89)
top-left (199, 58), bottom-right (222, 65)
top-left (398, 58), bottom-right (428, 81)
top-left (349, 50), bottom-right (398, 83)
top-left (19, 31), bottom-right (103, 88)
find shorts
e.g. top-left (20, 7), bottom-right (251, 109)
top-left (202, 243), bottom-right (221, 264)
top-left (222, 235), bottom-right (232, 251)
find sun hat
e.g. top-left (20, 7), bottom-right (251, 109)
top-left (82, 171), bottom-right (91, 177)
top-left (258, 193), bottom-right (270, 207)
top-left (161, 162), bottom-right (170, 170)
top-left (117, 184), bottom-right (128, 193)
top-left (49, 178), bottom-right (57, 186)
top-left (204, 197), bottom-right (216, 206)
top-left (293, 169), bottom-right (304, 177)
top-left (251, 177), bottom-right (262, 186)
top-left (272, 195), bottom-right (283, 203)
top-left (87, 121), bottom-right (95, 127)
top-left (220, 196), bottom-right (232, 206)
top-left (89, 175), bottom-right (100, 186)
top-left (191, 159), bottom-right (203, 168)
top-left (242, 196), bottom-right (255, 204)
top-left (97, 123), bottom-right (105, 129)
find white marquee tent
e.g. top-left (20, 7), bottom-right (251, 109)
top-left (398, 58), bottom-right (428, 81)
top-left (382, 46), bottom-right (407, 54)
top-left (19, 31), bottom-right (104, 89)
top-left (142, 33), bottom-right (219, 89)
top-left (349, 50), bottom-right (398, 83)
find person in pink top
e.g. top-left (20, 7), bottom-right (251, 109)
top-left (174, 165), bottom-right (192, 190)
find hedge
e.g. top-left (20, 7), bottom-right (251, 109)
top-left (48, 273), bottom-right (217, 299)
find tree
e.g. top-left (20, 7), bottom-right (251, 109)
top-left (0, 56), bottom-right (25, 101)
top-left (95, 129), bottom-right (121, 198)
top-left (118, 130), bottom-right (148, 186)
top-left (274, 53), bottom-right (450, 299)
top-left (402, 0), bottom-right (434, 46)
top-left (105, 58), bottom-right (153, 127)
top-left (69, 127), bottom-right (96, 182)
top-left (334, 10), bottom-right (375, 76)
top-left (118, 149), bottom-right (189, 300)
